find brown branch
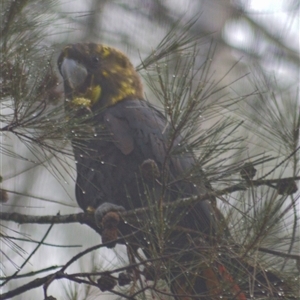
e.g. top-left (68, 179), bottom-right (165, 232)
top-left (0, 266), bottom-right (63, 281)
top-left (1, 185), bottom-right (299, 261)
top-left (258, 247), bottom-right (300, 261)
top-left (0, 273), bottom-right (54, 300)
top-left (0, 239), bottom-right (129, 300)
top-left (0, 211), bottom-right (92, 225)
top-left (1, 175), bottom-right (299, 229)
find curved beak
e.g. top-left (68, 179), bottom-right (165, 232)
top-left (60, 58), bottom-right (87, 89)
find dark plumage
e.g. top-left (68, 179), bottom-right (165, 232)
top-left (58, 43), bottom-right (296, 299)
top-left (57, 43), bottom-right (215, 233)
top-left (74, 99), bottom-right (214, 231)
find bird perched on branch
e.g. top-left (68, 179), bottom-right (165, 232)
top-left (58, 43), bottom-right (295, 299)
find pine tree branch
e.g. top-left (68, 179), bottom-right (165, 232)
top-left (1, 175), bottom-right (298, 226)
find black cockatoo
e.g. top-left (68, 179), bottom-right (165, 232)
top-left (57, 43), bottom-right (296, 299)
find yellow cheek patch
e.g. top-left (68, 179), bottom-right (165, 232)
top-left (86, 85), bottom-right (101, 105)
top-left (121, 81), bottom-right (135, 92)
top-left (101, 45), bottom-right (110, 58)
top-left (111, 81), bottom-right (136, 104)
